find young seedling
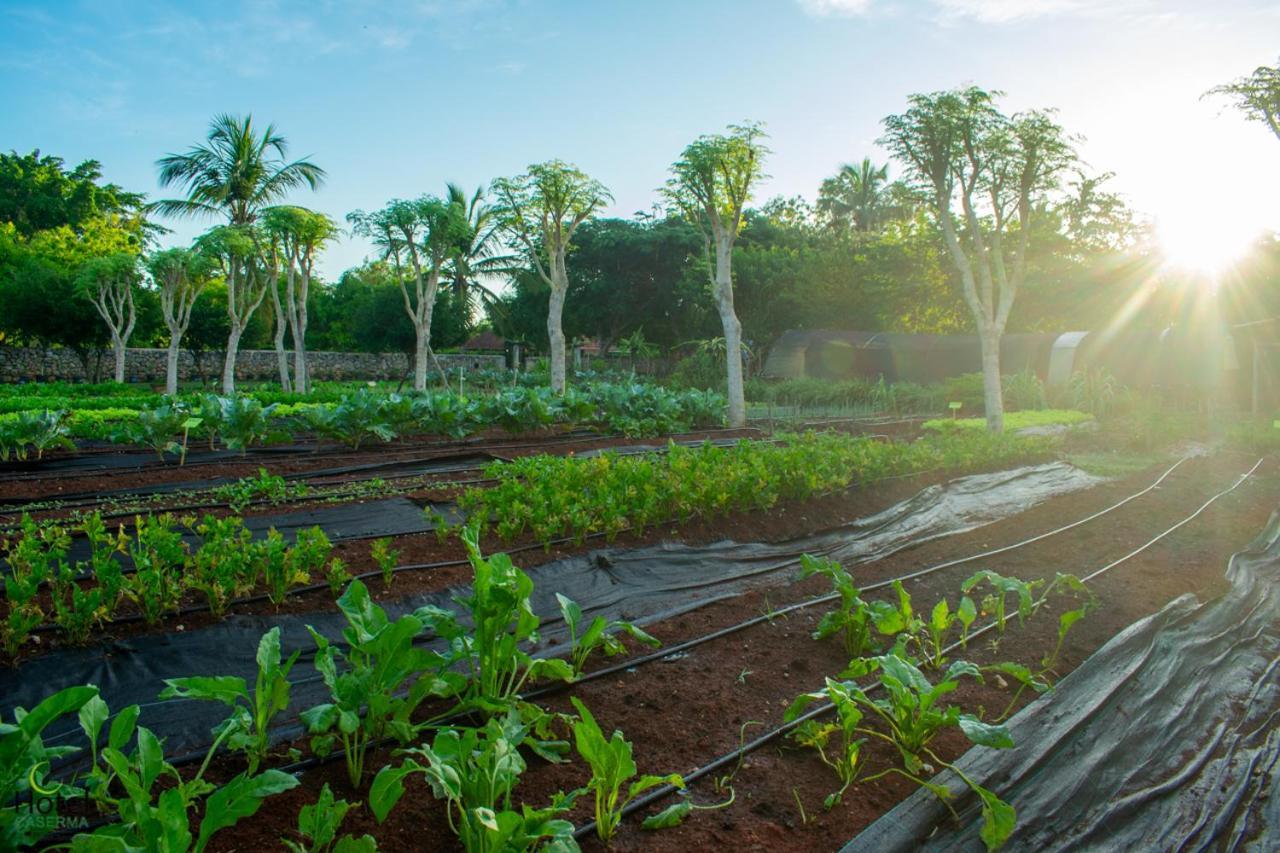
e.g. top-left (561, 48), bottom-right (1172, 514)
top-left (281, 783), bottom-right (376, 853)
top-left (799, 553), bottom-right (876, 657)
top-left (160, 626), bottom-right (301, 774)
top-left (556, 593), bottom-right (660, 679)
top-left (369, 537), bottom-right (400, 589)
top-left (961, 570), bottom-right (1043, 635)
top-left (571, 697), bottom-right (685, 842)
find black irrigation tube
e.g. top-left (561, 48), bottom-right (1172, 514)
top-left (569, 456), bottom-right (1266, 841)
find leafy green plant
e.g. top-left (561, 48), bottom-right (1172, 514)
top-left (159, 626), bottom-right (300, 774)
top-left (302, 579), bottom-right (449, 788)
top-left (214, 468), bottom-right (308, 511)
top-left (190, 515), bottom-right (258, 618)
top-left (961, 571), bottom-right (1044, 636)
top-left (0, 410), bottom-right (75, 461)
top-left (788, 656), bottom-right (1017, 850)
top-left (1039, 573), bottom-right (1097, 673)
top-left (71, 697), bottom-right (299, 852)
top-left (369, 537), bottom-right (400, 589)
top-left (50, 559), bottom-right (107, 645)
top-left (257, 529), bottom-right (295, 606)
top-left (571, 697), bottom-right (684, 842)
top-left (868, 579), bottom-right (924, 653)
top-left (215, 395), bottom-right (280, 453)
top-left (785, 678), bottom-right (868, 808)
top-left (324, 557), bottom-right (350, 597)
top-left (125, 514), bottom-right (190, 625)
top-left (282, 784), bottom-right (376, 853)
top-left (369, 712), bottom-right (578, 853)
top-left (557, 593), bottom-right (660, 678)
top-left (306, 389), bottom-right (397, 450)
top-left (418, 526), bottom-right (574, 721)
top-left (799, 554), bottom-right (876, 657)
top-left (1, 685), bottom-right (99, 850)
top-left (118, 403), bottom-right (189, 461)
top-left (2, 515), bottom-right (65, 657)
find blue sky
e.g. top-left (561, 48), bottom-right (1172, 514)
top-left (3, 0), bottom-right (1279, 278)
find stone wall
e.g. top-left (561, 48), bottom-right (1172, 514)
top-left (0, 347), bottom-right (507, 384)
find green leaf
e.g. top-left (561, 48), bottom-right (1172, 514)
top-left (958, 715), bottom-right (1014, 749)
top-left (195, 769), bottom-right (299, 851)
top-left (974, 782), bottom-right (1016, 851)
top-left (641, 800), bottom-right (692, 830)
top-left (369, 764), bottom-right (411, 823)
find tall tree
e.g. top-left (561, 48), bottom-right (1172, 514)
top-left (493, 161), bottom-right (612, 394)
top-left (0, 150), bottom-right (149, 238)
top-left (263, 206), bottom-right (336, 394)
top-left (664, 123), bottom-right (769, 428)
top-left (881, 87), bottom-right (1075, 431)
top-left (1206, 58), bottom-right (1280, 144)
top-left (148, 247), bottom-right (212, 395)
top-left (76, 252), bottom-right (140, 383)
top-left (152, 114), bottom-right (324, 393)
top-left (348, 197), bottom-right (463, 390)
top-left (445, 184), bottom-right (514, 336)
top-left (195, 224), bottom-right (273, 394)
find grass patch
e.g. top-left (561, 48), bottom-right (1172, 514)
top-left (923, 409), bottom-right (1093, 433)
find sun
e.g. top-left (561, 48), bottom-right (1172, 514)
top-left (1155, 209), bottom-right (1260, 276)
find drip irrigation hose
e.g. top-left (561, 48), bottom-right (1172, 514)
top-left (568, 457), bottom-right (1265, 841)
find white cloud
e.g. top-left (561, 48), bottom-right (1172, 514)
top-left (795, 0), bottom-right (875, 17)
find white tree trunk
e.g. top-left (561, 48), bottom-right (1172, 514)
top-left (111, 335), bottom-right (126, 384)
top-left (979, 326), bottom-right (1004, 432)
top-left (712, 238), bottom-right (746, 428)
top-left (270, 284), bottom-right (291, 393)
top-left (222, 326), bottom-right (242, 396)
top-left (547, 284), bottom-right (568, 395)
top-left (413, 325), bottom-right (429, 391)
top-left (165, 337), bottom-right (182, 396)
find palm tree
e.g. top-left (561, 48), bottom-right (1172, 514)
top-left (816, 157), bottom-right (890, 233)
top-left (444, 183), bottom-right (516, 333)
top-left (151, 114), bottom-right (325, 394)
top-left (151, 114), bottom-right (326, 224)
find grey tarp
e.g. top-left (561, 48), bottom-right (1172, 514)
top-left (4, 463), bottom-right (1099, 769)
top-left (843, 509), bottom-right (1280, 852)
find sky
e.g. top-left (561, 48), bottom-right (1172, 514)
top-left (2, 0), bottom-right (1278, 279)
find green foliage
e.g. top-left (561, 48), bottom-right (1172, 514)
top-left (787, 656), bottom-right (1017, 849)
top-left (961, 571), bottom-right (1044, 635)
top-left (0, 684), bottom-right (99, 849)
top-left (923, 409), bottom-right (1092, 433)
top-left (799, 554), bottom-right (876, 658)
top-left (369, 537), bottom-right (400, 589)
top-left (0, 410), bottom-right (75, 461)
top-left (72, 692), bottom-right (298, 852)
top-left (305, 389), bottom-right (397, 449)
top-left (190, 515), bottom-right (258, 618)
top-left (1062, 368), bottom-right (1121, 418)
top-left (556, 593), bottom-right (660, 679)
top-left (369, 712), bottom-right (579, 853)
top-left (462, 430), bottom-right (1052, 547)
top-left (302, 579), bottom-right (447, 788)
top-left (571, 697), bottom-right (684, 842)
top-left (159, 626), bottom-right (300, 773)
top-left (419, 526), bottom-right (575, 720)
top-left (125, 513), bottom-right (190, 625)
top-left (282, 783), bottom-right (376, 853)
top-left (214, 468), bottom-right (308, 511)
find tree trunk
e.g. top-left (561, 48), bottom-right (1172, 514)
top-left (270, 283), bottom-right (291, 393)
top-left (222, 326), bottom-right (242, 395)
top-left (713, 238), bottom-right (746, 428)
top-left (165, 336), bottom-right (182, 396)
top-left (547, 284), bottom-right (568, 395)
top-left (413, 324), bottom-right (429, 391)
top-left (979, 326), bottom-right (1004, 432)
top-left (112, 335), bottom-right (126, 384)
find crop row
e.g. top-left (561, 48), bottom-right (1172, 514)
top-left (3, 522), bottom-right (1087, 851)
top-left (1, 430), bottom-right (1052, 657)
top-left (461, 429), bottom-right (1056, 544)
top-left (0, 382), bottom-right (727, 460)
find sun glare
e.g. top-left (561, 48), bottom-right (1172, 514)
top-left (1155, 210), bottom-right (1260, 276)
